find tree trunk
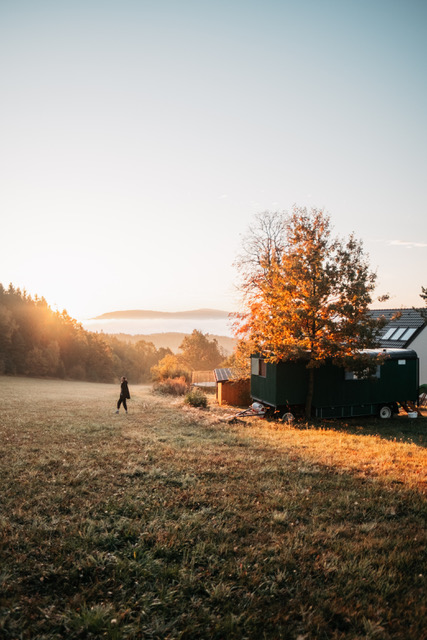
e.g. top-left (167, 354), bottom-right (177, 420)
top-left (305, 368), bottom-right (314, 419)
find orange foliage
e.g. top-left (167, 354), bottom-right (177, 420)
top-left (234, 207), bottom-right (387, 415)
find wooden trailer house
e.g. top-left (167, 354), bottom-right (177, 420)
top-left (251, 348), bottom-right (419, 419)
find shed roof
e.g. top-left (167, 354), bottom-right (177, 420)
top-left (370, 308), bottom-right (425, 349)
top-left (214, 368), bottom-right (233, 382)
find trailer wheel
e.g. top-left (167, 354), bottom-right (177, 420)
top-left (379, 405), bottom-right (392, 419)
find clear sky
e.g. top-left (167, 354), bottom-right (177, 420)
top-left (1, 0), bottom-right (426, 321)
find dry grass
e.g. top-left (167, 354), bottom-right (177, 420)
top-left (0, 376), bottom-right (426, 639)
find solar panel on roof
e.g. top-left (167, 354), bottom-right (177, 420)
top-left (214, 368), bottom-right (232, 382)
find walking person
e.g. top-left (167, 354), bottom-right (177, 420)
top-left (116, 376), bottom-right (130, 414)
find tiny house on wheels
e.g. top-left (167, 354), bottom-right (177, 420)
top-left (251, 349), bottom-right (419, 419)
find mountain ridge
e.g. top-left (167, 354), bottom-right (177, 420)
top-left (93, 308), bottom-right (231, 320)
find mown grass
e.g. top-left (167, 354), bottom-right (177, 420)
top-left (0, 376), bottom-right (426, 639)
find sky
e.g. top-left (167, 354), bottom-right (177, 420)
top-left (1, 0), bottom-right (426, 322)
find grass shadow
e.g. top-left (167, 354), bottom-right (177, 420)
top-left (299, 412), bottom-right (427, 447)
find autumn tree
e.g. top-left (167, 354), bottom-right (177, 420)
top-left (234, 207), bottom-right (386, 417)
top-left (220, 340), bottom-right (251, 379)
top-left (150, 353), bottom-right (191, 383)
top-left (178, 329), bottom-right (224, 371)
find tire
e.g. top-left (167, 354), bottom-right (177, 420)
top-left (379, 404), bottom-right (392, 419)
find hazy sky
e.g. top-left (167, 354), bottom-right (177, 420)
top-left (1, 0), bottom-right (426, 321)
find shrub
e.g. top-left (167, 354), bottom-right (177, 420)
top-left (153, 377), bottom-right (189, 396)
top-left (184, 388), bottom-right (208, 408)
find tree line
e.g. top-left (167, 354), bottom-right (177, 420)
top-left (0, 284), bottom-right (224, 383)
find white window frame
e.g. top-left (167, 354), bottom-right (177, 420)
top-left (251, 357), bottom-right (267, 377)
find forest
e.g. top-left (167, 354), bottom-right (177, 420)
top-left (0, 284), bottom-right (174, 383)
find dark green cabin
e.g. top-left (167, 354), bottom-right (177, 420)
top-left (251, 349), bottom-right (419, 418)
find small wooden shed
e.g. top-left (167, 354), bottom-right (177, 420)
top-left (215, 368), bottom-right (251, 407)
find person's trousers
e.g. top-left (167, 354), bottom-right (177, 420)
top-left (117, 395), bottom-right (127, 411)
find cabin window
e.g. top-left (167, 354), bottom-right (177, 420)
top-left (251, 358), bottom-right (266, 377)
top-left (345, 366), bottom-right (380, 380)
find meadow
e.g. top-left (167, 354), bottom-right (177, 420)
top-left (0, 376), bottom-right (426, 639)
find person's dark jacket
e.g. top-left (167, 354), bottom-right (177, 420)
top-left (121, 380), bottom-right (130, 399)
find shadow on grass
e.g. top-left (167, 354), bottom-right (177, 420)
top-left (296, 412), bottom-right (427, 447)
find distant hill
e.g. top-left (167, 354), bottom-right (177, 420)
top-left (110, 332), bottom-right (236, 356)
top-left (93, 308), bottom-right (230, 320)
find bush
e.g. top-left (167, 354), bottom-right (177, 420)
top-left (184, 388), bottom-right (208, 408)
top-left (153, 377), bottom-right (189, 396)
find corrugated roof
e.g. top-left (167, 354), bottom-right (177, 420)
top-left (370, 308), bottom-right (425, 348)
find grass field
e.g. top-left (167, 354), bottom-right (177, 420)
top-left (0, 376), bottom-right (426, 639)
